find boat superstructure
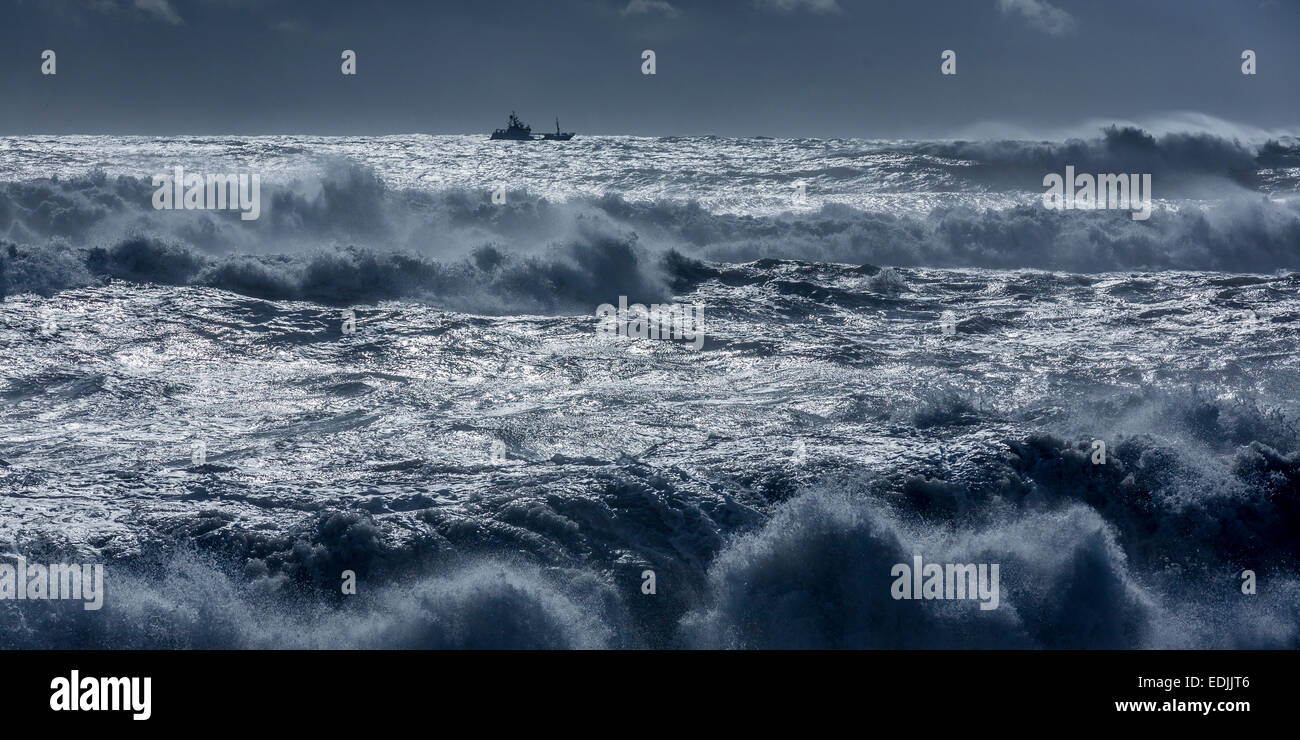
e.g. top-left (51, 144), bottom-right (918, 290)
top-left (490, 112), bottom-right (574, 141)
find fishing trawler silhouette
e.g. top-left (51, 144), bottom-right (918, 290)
top-left (490, 112), bottom-right (574, 141)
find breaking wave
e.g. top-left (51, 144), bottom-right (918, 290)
top-left (3, 147), bottom-right (1300, 308)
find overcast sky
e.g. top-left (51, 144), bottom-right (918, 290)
top-left (2, 0), bottom-right (1297, 137)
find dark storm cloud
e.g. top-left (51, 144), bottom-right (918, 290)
top-left (0, 0), bottom-right (1296, 136)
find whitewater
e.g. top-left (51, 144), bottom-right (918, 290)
top-left (1, 126), bottom-right (1298, 648)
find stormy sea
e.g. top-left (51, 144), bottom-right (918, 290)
top-left (2, 124), bottom-right (1299, 649)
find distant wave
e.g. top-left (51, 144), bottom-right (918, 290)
top-left (3, 150), bottom-right (1300, 307)
top-left (910, 125), bottom-right (1300, 194)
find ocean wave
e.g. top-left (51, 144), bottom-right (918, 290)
top-left (911, 126), bottom-right (1298, 194)
top-left (0, 551), bottom-right (623, 649)
top-left (1, 234), bottom-right (674, 313)
top-left (3, 384), bottom-right (1297, 649)
top-left (3, 163), bottom-right (1300, 306)
top-left (3, 129), bottom-right (1299, 650)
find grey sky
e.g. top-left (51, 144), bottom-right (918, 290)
top-left (2, 0), bottom-right (1296, 137)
